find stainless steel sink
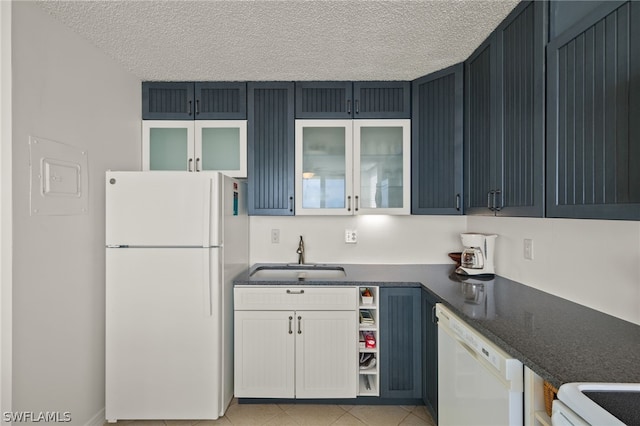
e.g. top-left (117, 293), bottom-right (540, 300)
top-left (250, 265), bottom-right (346, 280)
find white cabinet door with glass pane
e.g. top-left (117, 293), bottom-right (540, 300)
top-left (295, 119), bottom-right (410, 215)
top-left (142, 120), bottom-right (247, 178)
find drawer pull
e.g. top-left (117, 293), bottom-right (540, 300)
top-left (286, 289), bottom-right (305, 294)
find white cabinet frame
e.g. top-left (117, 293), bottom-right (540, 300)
top-left (295, 119), bottom-right (410, 215)
top-left (142, 120), bottom-right (247, 178)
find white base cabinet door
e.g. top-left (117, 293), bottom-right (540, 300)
top-left (234, 306), bottom-right (357, 399)
top-left (296, 311), bottom-right (357, 398)
top-left (234, 311), bottom-right (295, 398)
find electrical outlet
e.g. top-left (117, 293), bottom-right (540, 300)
top-left (271, 229), bottom-right (280, 244)
top-left (345, 229), bottom-right (358, 244)
top-left (524, 238), bottom-right (534, 260)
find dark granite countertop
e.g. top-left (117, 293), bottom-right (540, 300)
top-left (234, 263), bottom-right (640, 390)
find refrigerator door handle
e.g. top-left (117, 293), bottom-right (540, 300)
top-left (202, 178), bottom-right (212, 247)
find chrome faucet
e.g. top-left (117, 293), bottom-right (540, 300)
top-left (296, 235), bottom-right (305, 264)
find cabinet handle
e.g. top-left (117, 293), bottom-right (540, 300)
top-left (355, 195), bottom-right (359, 212)
top-left (188, 158), bottom-right (194, 172)
top-left (432, 305), bottom-right (437, 324)
top-left (289, 196), bottom-right (294, 213)
top-left (456, 194), bottom-right (461, 211)
top-left (195, 99), bottom-right (200, 115)
top-left (347, 195), bottom-right (352, 212)
top-left (196, 158), bottom-right (201, 172)
top-left (188, 100), bottom-right (193, 116)
top-left (347, 100), bottom-right (351, 114)
top-left (297, 315), bottom-right (302, 334)
top-left (286, 289), bottom-right (305, 294)
top-left (355, 99), bottom-right (360, 114)
top-left (487, 190), bottom-right (494, 211)
top-left (494, 189), bottom-right (502, 212)
top-left (288, 316), bottom-right (293, 334)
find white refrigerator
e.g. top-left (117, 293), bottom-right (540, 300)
top-left (105, 171), bottom-right (248, 422)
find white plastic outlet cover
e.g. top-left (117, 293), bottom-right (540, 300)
top-left (29, 136), bottom-right (89, 215)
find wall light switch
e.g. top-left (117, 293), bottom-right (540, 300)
top-left (524, 239), bottom-right (534, 260)
top-left (345, 229), bottom-right (357, 244)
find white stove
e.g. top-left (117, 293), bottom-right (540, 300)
top-left (552, 383), bottom-right (640, 426)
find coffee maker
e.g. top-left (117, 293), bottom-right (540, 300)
top-left (455, 233), bottom-right (497, 276)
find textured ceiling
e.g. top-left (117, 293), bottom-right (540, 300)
top-left (35, 0), bottom-right (520, 82)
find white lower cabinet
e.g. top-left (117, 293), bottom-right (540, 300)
top-left (234, 287), bottom-right (358, 399)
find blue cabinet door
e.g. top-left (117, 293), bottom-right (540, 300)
top-left (295, 81), bottom-right (410, 119)
top-left (464, 1), bottom-right (545, 217)
top-left (143, 82), bottom-right (247, 120)
top-left (353, 81), bottom-right (411, 119)
top-left (379, 287), bottom-right (422, 401)
top-left (411, 64), bottom-right (464, 215)
top-left (247, 82), bottom-right (295, 215)
top-left (142, 82), bottom-right (195, 120)
top-left (194, 82), bottom-right (246, 120)
top-left (546, 1), bottom-right (640, 220)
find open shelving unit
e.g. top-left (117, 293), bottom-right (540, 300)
top-left (357, 286), bottom-right (379, 396)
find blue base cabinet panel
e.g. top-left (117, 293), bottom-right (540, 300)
top-left (546, 0), bottom-right (640, 220)
top-left (247, 82), bottom-right (295, 215)
top-left (379, 287), bottom-right (422, 401)
top-left (421, 289), bottom-right (439, 422)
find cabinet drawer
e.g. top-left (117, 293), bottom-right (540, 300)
top-left (235, 287), bottom-right (357, 311)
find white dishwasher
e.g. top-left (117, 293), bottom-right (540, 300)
top-left (436, 303), bottom-right (524, 426)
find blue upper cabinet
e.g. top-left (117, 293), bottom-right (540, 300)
top-left (411, 64), bottom-right (464, 215)
top-left (546, 1), bottom-right (640, 220)
top-left (142, 82), bottom-right (195, 120)
top-left (295, 81), bottom-right (410, 119)
top-left (142, 82), bottom-right (246, 120)
top-left (247, 82), bottom-right (295, 216)
top-left (465, 1), bottom-right (546, 217)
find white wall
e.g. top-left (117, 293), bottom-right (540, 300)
top-left (467, 216), bottom-right (640, 325)
top-left (250, 215), bottom-right (466, 264)
top-left (1, 0), bottom-right (13, 420)
top-left (11, 3), bottom-right (140, 424)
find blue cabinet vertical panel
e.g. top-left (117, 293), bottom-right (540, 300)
top-left (497, 0), bottom-right (545, 216)
top-left (142, 82), bottom-right (194, 119)
top-left (194, 82), bottom-right (247, 119)
top-left (247, 82), bottom-right (295, 215)
top-left (464, 40), bottom-right (495, 215)
top-left (380, 287), bottom-right (422, 401)
top-left (547, 1), bottom-right (640, 219)
top-left (353, 82), bottom-right (411, 118)
top-left (422, 289), bottom-right (439, 423)
top-left (295, 81), bottom-right (352, 118)
top-left (411, 64), bottom-right (463, 214)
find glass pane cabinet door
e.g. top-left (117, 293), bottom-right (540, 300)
top-left (295, 120), bottom-right (353, 215)
top-left (142, 121), bottom-right (194, 171)
top-left (196, 121), bottom-right (247, 178)
top-left (354, 120), bottom-right (411, 214)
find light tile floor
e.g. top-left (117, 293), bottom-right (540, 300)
top-left (108, 399), bottom-right (436, 426)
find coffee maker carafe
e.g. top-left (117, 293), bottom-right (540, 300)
top-left (455, 233), bottom-right (497, 276)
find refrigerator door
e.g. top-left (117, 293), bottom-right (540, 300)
top-left (105, 171), bottom-right (221, 247)
top-left (106, 247), bottom-right (222, 420)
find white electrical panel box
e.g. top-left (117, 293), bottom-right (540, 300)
top-left (29, 136), bottom-right (89, 215)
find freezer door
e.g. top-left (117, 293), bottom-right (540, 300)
top-left (106, 247), bottom-right (222, 420)
top-left (105, 171), bottom-right (221, 247)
